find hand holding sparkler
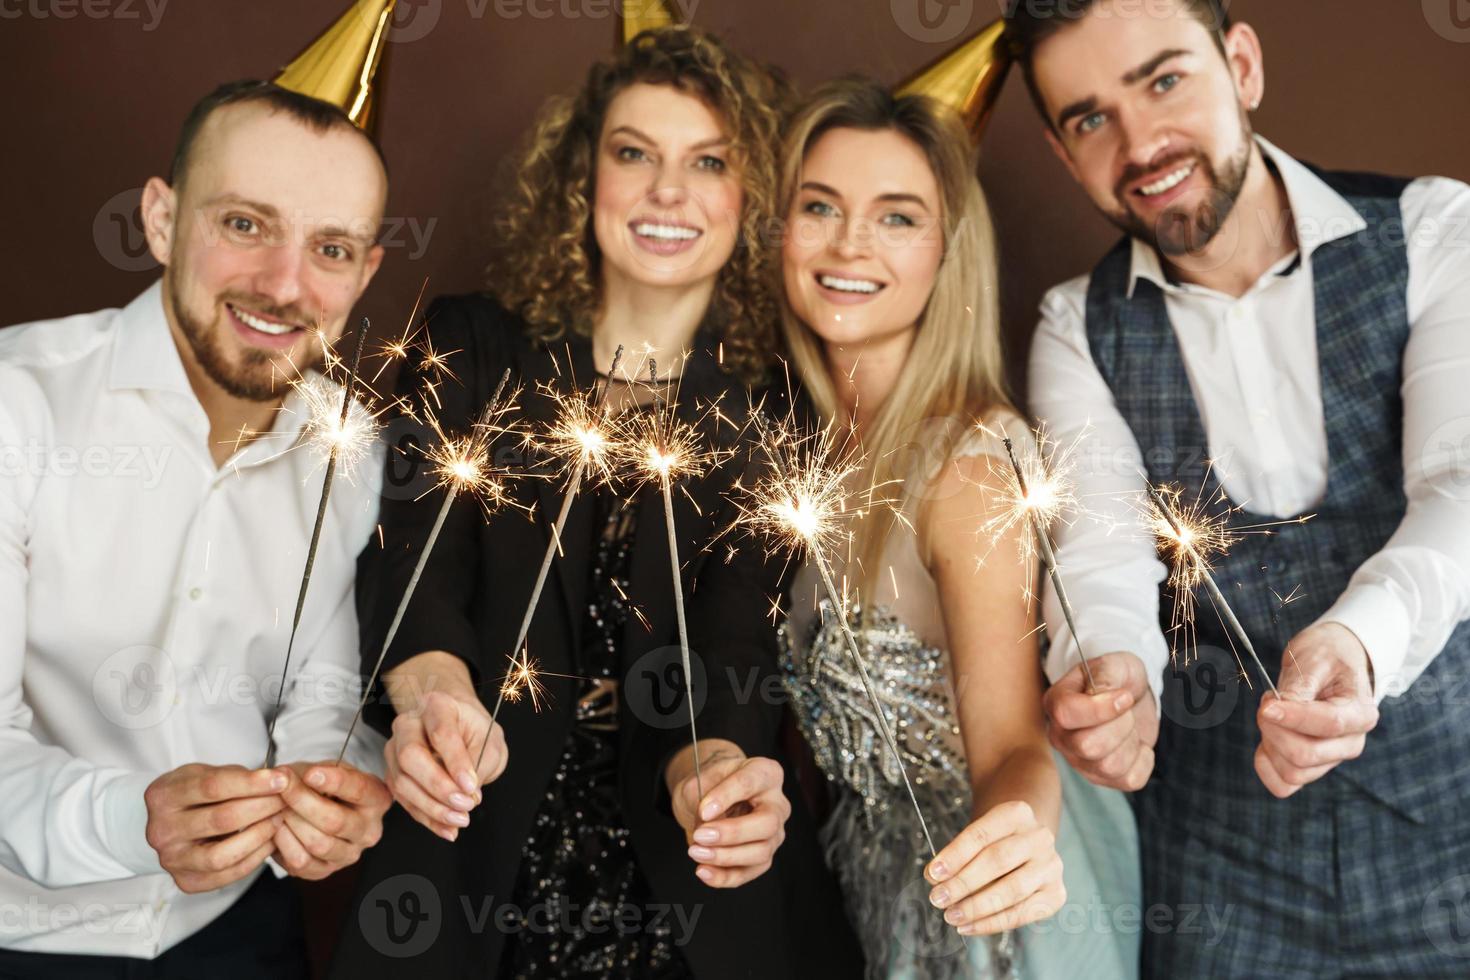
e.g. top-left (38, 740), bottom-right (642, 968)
top-left (666, 741), bottom-right (792, 888)
top-left (1254, 622), bottom-right (1378, 799)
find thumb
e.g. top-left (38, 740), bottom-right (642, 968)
top-left (1279, 647), bottom-right (1336, 702)
top-left (1091, 651), bottom-right (1149, 698)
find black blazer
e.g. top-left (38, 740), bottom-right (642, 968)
top-left (330, 294), bottom-right (862, 978)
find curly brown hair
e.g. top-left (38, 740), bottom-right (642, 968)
top-left (486, 26), bottom-right (789, 384)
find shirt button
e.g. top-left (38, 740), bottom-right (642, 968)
top-left (188, 587), bottom-right (202, 601)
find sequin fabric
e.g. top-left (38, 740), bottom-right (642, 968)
top-left (780, 598), bottom-right (1019, 980)
top-left (502, 485), bottom-right (691, 979)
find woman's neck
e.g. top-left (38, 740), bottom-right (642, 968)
top-left (592, 270), bottom-right (717, 381)
top-left (823, 328), bottom-right (915, 435)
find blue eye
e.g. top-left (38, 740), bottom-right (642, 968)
top-left (881, 213), bottom-right (916, 227)
top-left (616, 146), bottom-right (647, 162)
top-left (1078, 112), bottom-right (1106, 135)
top-left (1154, 72), bottom-right (1181, 93)
top-left (696, 155), bottom-right (727, 173)
top-left (804, 200), bottom-right (838, 218)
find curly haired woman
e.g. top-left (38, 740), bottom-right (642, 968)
top-left (328, 27), bottom-right (862, 979)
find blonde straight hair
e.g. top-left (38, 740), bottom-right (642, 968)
top-left (777, 78), bottom-right (1016, 599)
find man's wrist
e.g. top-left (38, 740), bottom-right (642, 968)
top-left (383, 650), bottom-right (477, 715)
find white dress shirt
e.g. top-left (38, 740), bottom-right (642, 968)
top-left (1029, 137), bottom-right (1470, 706)
top-left (0, 283), bottom-right (385, 957)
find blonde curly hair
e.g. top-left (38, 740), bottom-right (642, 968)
top-left (487, 27), bottom-right (790, 384)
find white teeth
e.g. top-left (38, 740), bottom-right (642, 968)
top-left (818, 274), bottom-right (881, 294)
top-left (233, 306), bottom-right (297, 335)
top-left (633, 222), bottom-right (699, 240)
top-left (1139, 163), bottom-right (1195, 197)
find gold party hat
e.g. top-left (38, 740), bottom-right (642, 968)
top-left (275, 0), bottom-right (397, 132)
top-left (895, 17), bottom-right (1010, 142)
top-left (621, 0), bottom-right (680, 45)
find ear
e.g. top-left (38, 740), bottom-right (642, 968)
top-left (1043, 126), bottom-right (1083, 185)
top-left (140, 176), bottom-right (177, 267)
top-left (1223, 22), bottom-right (1265, 112)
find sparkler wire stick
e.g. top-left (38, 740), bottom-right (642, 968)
top-left (648, 359), bottom-right (704, 804)
top-left (754, 417), bottom-right (937, 857)
top-left (1144, 481), bottom-right (1280, 698)
top-left (1001, 437), bottom-right (1097, 692)
top-left (265, 316), bottom-right (371, 768)
top-left (337, 369), bottom-right (513, 766)
top-left (472, 348), bottom-right (625, 772)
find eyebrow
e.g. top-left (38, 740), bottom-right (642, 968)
top-left (204, 194), bottom-right (377, 244)
top-left (801, 181), bottom-right (932, 211)
top-left (1054, 48), bottom-right (1193, 131)
top-left (607, 125), bottom-right (730, 152)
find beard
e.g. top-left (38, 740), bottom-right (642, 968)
top-left (1107, 112), bottom-right (1254, 258)
top-left (166, 272), bottom-right (323, 402)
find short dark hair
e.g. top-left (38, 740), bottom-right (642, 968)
top-left (1004, 0), bottom-right (1232, 127)
top-left (168, 80), bottom-right (388, 190)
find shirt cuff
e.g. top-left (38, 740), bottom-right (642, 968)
top-left (1316, 584), bottom-right (1412, 704)
top-left (101, 771), bottom-right (165, 877)
top-left (1043, 611), bottom-right (1170, 713)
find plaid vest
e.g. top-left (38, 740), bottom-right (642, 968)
top-left (1083, 166), bottom-right (1470, 821)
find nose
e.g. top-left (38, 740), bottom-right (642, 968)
top-left (1118, 103), bottom-right (1173, 174)
top-left (249, 241), bottom-right (307, 311)
top-left (646, 160), bottom-right (689, 208)
top-left (831, 215), bottom-right (875, 261)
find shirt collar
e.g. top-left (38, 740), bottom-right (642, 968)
top-left (107, 280), bottom-right (196, 396)
top-left (1127, 135), bottom-right (1368, 297)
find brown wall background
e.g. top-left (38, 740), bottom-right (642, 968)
top-left (2, 1), bottom-right (1468, 395)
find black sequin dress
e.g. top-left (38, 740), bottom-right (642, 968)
top-left (501, 482), bottom-right (693, 979)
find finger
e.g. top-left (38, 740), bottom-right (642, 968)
top-left (688, 837), bottom-right (781, 869)
top-left (958, 882), bottom-right (1067, 936)
top-left (943, 853), bottom-right (1061, 927)
top-left (1045, 687), bottom-right (1135, 732)
top-left (273, 823), bottom-right (332, 880)
top-left (176, 837), bottom-right (278, 894)
top-left (1260, 697), bottom-right (1377, 739)
top-left (1259, 717), bottom-right (1366, 771)
top-left (281, 810), bottom-right (354, 866)
top-left (165, 766), bottom-right (287, 808)
top-left (1257, 737), bottom-right (1337, 790)
top-left (279, 774), bottom-right (367, 842)
top-left (927, 801), bottom-right (1034, 888)
top-left (1116, 744), bottom-right (1155, 792)
top-left (397, 738), bottom-right (476, 811)
top-left (934, 828), bottom-right (1048, 910)
top-left (387, 768), bottom-right (468, 841)
top-left (1058, 708), bottom-right (1137, 764)
top-left (697, 758), bottom-right (782, 823)
top-left (422, 702), bottom-right (482, 798)
top-left (175, 794), bottom-right (286, 843)
top-left (694, 858), bottom-right (772, 889)
top-left (178, 814), bottom-right (284, 874)
top-left (1254, 745), bottom-right (1304, 799)
top-left (690, 804), bottom-right (784, 849)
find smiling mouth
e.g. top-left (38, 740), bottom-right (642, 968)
top-left (631, 221), bottom-right (702, 241)
top-left (228, 303), bottom-right (304, 336)
top-left (816, 273), bottom-right (885, 295)
top-left (1134, 161), bottom-right (1197, 198)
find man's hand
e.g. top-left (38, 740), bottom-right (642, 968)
top-left (272, 761), bottom-right (392, 880)
top-left (1042, 651), bottom-right (1158, 791)
top-left (925, 800), bottom-right (1066, 936)
top-left (668, 739), bottom-right (789, 888)
top-left (1255, 622), bottom-right (1379, 799)
top-left (144, 764), bottom-right (287, 894)
top-left (384, 689), bottom-right (506, 842)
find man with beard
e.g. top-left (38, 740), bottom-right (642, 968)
top-left (0, 82), bottom-right (392, 977)
top-left (1010, 1), bottom-right (1470, 976)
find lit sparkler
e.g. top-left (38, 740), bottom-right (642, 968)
top-left (338, 369), bottom-right (517, 764)
top-left (735, 411), bottom-right (939, 857)
top-left (1143, 480), bottom-right (1281, 696)
top-left (994, 428), bottom-right (1097, 690)
top-left (264, 316), bottom-right (372, 767)
top-left (471, 348), bottom-right (626, 773)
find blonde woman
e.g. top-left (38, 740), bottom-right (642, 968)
top-left (775, 78), bottom-right (1139, 979)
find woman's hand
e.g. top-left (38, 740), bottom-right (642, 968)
top-left (667, 739), bottom-right (790, 888)
top-left (924, 800), bottom-right (1065, 936)
top-left (381, 651), bottom-right (508, 841)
